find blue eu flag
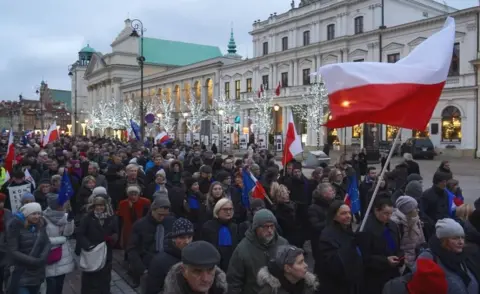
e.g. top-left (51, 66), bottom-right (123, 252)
top-left (58, 171), bottom-right (74, 206)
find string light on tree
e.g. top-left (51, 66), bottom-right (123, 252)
top-left (248, 86), bottom-right (274, 136)
top-left (157, 95), bottom-right (176, 134)
top-left (292, 77), bottom-right (329, 147)
top-left (212, 93), bottom-right (238, 131)
top-left (184, 93), bottom-right (208, 134)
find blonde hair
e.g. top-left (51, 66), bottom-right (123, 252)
top-left (456, 204), bottom-right (474, 222)
top-left (270, 182), bottom-right (289, 203)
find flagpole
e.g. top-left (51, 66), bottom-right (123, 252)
top-left (359, 128), bottom-right (402, 232)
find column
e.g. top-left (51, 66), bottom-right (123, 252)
top-left (293, 59), bottom-right (299, 86)
top-left (282, 107), bottom-right (288, 138)
top-left (269, 64), bottom-right (274, 89)
top-left (253, 40), bottom-right (257, 57)
top-left (252, 68), bottom-right (258, 92)
top-left (292, 29), bottom-right (297, 48)
top-left (342, 14), bottom-right (348, 36)
top-left (289, 60), bottom-right (294, 87)
top-left (272, 63), bottom-right (277, 86)
top-left (201, 78), bottom-right (207, 108)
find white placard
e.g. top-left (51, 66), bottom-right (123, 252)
top-left (193, 133), bottom-right (200, 145)
top-left (211, 134), bottom-right (219, 146)
top-left (8, 183), bottom-right (32, 213)
top-left (257, 134), bottom-right (267, 149)
top-left (239, 134), bottom-right (248, 150)
top-left (275, 135), bottom-right (283, 152)
top-left (223, 135), bottom-right (231, 149)
top-left (185, 134), bottom-right (191, 146)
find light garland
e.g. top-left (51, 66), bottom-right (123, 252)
top-left (248, 88), bottom-right (274, 135)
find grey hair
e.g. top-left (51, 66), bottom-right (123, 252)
top-left (251, 164), bottom-right (260, 171)
top-left (317, 182), bottom-right (333, 197)
top-left (89, 162), bottom-right (99, 170)
top-left (126, 164), bottom-right (139, 171)
top-left (403, 153), bottom-right (413, 161)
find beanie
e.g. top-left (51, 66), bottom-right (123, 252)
top-left (395, 196), bottom-right (418, 215)
top-left (213, 198), bottom-right (231, 218)
top-left (92, 187), bottom-right (107, 197)
top-left (153, 189), bottom-right (168, 200)
top-left (252, 209), bottom-right (277, 230)
top-left (21, 192), bottom-right (35, 203)
top-left (20, 202), bottom-right (42, 217)
top-left (199, 165), bottom-right (212, 174)
top-left (405, 180), bottom-right (423, 200)
top-left (406, 173), bottom-right (423, 183)
top-left (216, 171), bottom-right (231, 183)
top-left (170, 218), bottom-right (194, 238)
top-left (46, 193), bottom-right (61, 210)
top-left (435, 218), bottom-right (464, 239)
top-left (151, 196), bottom-right (171, 210)
top-left (407, 258), bottom-right (448, 294)
top-left (156, 169), bottom-right (166, 178)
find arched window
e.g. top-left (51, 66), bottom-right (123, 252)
top-left (412, 127), bottom-right (429, 138)
top-left (386, 125), bottom-right (400, 141)
top-left (194, 81), bottom-right (201, 102)
top-left (441, 106), bottom-right (462, 142)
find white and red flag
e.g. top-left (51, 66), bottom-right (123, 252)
top-left (318, 17), bottom-right (455, 130)
top-left (42, 121), bottom-right (59, 146)
top-left (282, 110), bottom-right (303, 165)
top-left (5, 129), bottom-right (14, 173)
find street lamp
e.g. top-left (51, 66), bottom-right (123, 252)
top-left (68, 63), bottom-right (78, 136)
top-left (273, 104), bottom-right (280, 155)
top-left (130, 19), bottom-right (146, 141)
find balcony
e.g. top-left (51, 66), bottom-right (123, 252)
top-left (238, 85), bottom-right (311, 103)
top-left (444, 73), bottom-right (475, 88)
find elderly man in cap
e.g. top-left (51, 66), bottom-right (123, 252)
top-left (163, 241), bottom-right (227, 294)
top-left (127, 195), bottom-right (175, 287)
top-left (144, 218), bottom-right (195, 294)
top-left (227, 209), bottom-right (288, 294)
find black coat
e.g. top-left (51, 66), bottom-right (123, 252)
top-left (420, 186), bottom-right (450, 239)
top-left (307, 198), bottom-right (330, 267)
top-left (201, 219), bottom-right (239, 271)
top-left (144, 240), bottom-right (181, 294)
top-left (145, 166), bottom-right (163, 186)
top-left (405, 160), bottom-right (420, 176)
top-left (274, 202), bottom-right (303, 248)
top-left (317, 222), bottom-right (363, 294)
top-left (127, 213), bottom-right (175, 275)
top-left (357, 215), bottom-right (403, 294)
top-left (359, 180), bottom-right (374, 217)
top-left (7, 216), bottom-right (51, 288)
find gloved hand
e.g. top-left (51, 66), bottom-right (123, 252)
top-left (104, 236), bottom-right (114, 246)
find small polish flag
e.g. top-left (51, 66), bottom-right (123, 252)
top-left (275, 82), bottom-right (281, 96)
top-left (155, 131), bottom-right (171, 144)
top-left (282, 110), bottom-right (303, 165)
top-left (42, 121), bottom-right (59, 146)
top-left (5, 129), bottom-right (14, 173)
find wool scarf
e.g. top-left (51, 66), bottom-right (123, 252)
top-left (187, 195), bottom-right (200, 210)
top-left (155, 224), bottom-right (165, 252)
top-left (218, 225), bottom-right (232, 246)
top-left (383, 226), bottom-right (397, 255)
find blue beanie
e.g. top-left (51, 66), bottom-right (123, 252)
top-left (21, 192), bottom-right (35, 202)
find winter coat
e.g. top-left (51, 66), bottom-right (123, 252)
top-left (163, 263), bottom-right (227, 294)
top-left (317, 222), bottom-right (363, 294)
top-left (0, 209), bottom-right (12, 266)
top-left (307, 198), bottom-right (330, 267)
top-left (116, 197), bottom-right (151, 249)
top-left (382, 275), bottom-right (410, 294)
top-left (127, 213), bottom-right (175, 275)
top-left (256, 266), bottom-right (319, 294)
top-left (359, 179), bottom-right (374, 217)
top-left (420, 186), bottom-right (450, 239)
top-left (357, 214), bottom-right (403, 294)
top-left (201, 219), bottom-right (239, 271)
top-left (44, 212), bottom-right (75, 278)
top-left (144, 241), bottom-right (182, 294)
top-left (226, 228), bottom-right (289, 294)
top-left (95, 174), bottom-right (108, 190)
top-left (390, 209), bottom-right (426, 268)
top-left (7, 214), bottom-right (51, 287)
top-left (405, 160), bottom-right (420, 176)
top-left (273, 202), bottom-right (303, 248)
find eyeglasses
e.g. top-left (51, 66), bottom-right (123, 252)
top-left (220, 207), bottom-right (233, 212)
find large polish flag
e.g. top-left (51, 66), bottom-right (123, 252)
top-left (4, 129), bottom-right (14, 173)
top-left (318, 17), bottom-right (455, 130)
top-left (42, 121), bottom-right (59, 146)
top-left (282, 110), bottom-right (303, 164)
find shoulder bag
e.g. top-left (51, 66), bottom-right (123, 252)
top-left (79, 242), bottom-right (107, 272)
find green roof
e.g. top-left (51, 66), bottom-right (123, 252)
top-left (80, 44), bottom-right (96, 53)
top-left (51, 90), bottom-right (71, 111)
top-left (142, 38), bottom-right (222, 66)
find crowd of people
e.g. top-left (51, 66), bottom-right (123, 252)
top-left (0, 136), bottom-right (478, 294)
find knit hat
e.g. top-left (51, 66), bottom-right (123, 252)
top-left (46, 193), bottom-right (61, 210)
top-left (405, 180), bottom-right (423, 200)
top-left (250, 199), bottom-right (266, 212)
top-left (199, 165), bottom-right (212, 174)
top-left (39, 178), bottom-right (51, 185)
top-left (151, 196), bottom-right (171, 210)
top-left (406, 173), bottom-right (423, 183)
top-left (21, 192), bottom-right (35, 203)
top-left (407, 258), bottom-right (448, 294)
top-left (213, 198), bottom-right (231, 218)
top-left (92, 187), bottom-right (107, 197)
top-left (395, 196), bottom-right (418, 215)
top-left (20, 202), bottom-right (42, 217)
top-left (153, 190), bottom-right (168, 200)
top-left (435, 218), bottom-right (464, 239)
top-left (126, 185), bottom-right (141, 195)
top-left (156, 169), bottom-right (166, 178)
top-left (170, 218), bottom-right (194, 238)
top-left (182, 241), bottom-right (220, 268)
top-left (184, 177), bottom-right (198, 190)
top-left (216, 171), bottom-right (231, 183)
top-left (252, 209), bottom-right (277, 230)
top-left (468, 210), bottom-right (480, 233)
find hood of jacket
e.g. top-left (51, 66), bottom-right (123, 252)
top-left (256, 266), bottom-right (319, 292)
top-left (245, 227), bottom-right (280, 250)
top-left (163, 262), bottom-right (227, 294)
top-left (391, 209), bottom-right (408, 226)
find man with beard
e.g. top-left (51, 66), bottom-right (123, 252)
top-left (227, 209), bottom-right (288, 294)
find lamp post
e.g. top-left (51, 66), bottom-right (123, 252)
top-left (273, 103), bottom-right (280, 155)
top-left (68, 64), bottom-right (78, 136)
top-left (130, 19), bottom-right (146, 141)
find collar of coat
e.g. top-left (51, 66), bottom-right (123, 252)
top-left (256, 266), bottom-right (319, 292)
top-left (163, 262), bottom-right (227, 294)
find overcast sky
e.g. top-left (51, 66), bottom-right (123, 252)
top-left (0, 0), bottom-right (476, 101)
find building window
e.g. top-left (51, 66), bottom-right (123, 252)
top-left (303, 31), bottom-right (310, 46)
top-left (263, 42), bottom-right (269, 55)
top-left (387, 53), bottom-right (400, 63)
top-left (262, 75), bottom-right (269, 90)
top-left (449, 43), bottom-right (460, 76)
top-left (235, 80), bottom-right (241, 100)
top-left (282, 37), bottom-right (288, 51)
top-left (246, 78), bottom-right (252, 92)
top-left (302, 69), bottom-right (311, 85)
top-left (354, 16), bottom-right (364, 34)
top-left (441, 106), bottom-right (462, 142)
top-left (412, 127), bottom-right (430, 138)
top-left (352, 124), bottom-right (362, 138)
top-left (327, 24), bottom-right (335, 40)
top-left (353, 59), bottom-right (364, 62)
top-left (224, 82), bottom-right (230, 98)
top-left (386, 125), bottom-right (401, 141)
top-left (281, 72), bottom-right (288, 87)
